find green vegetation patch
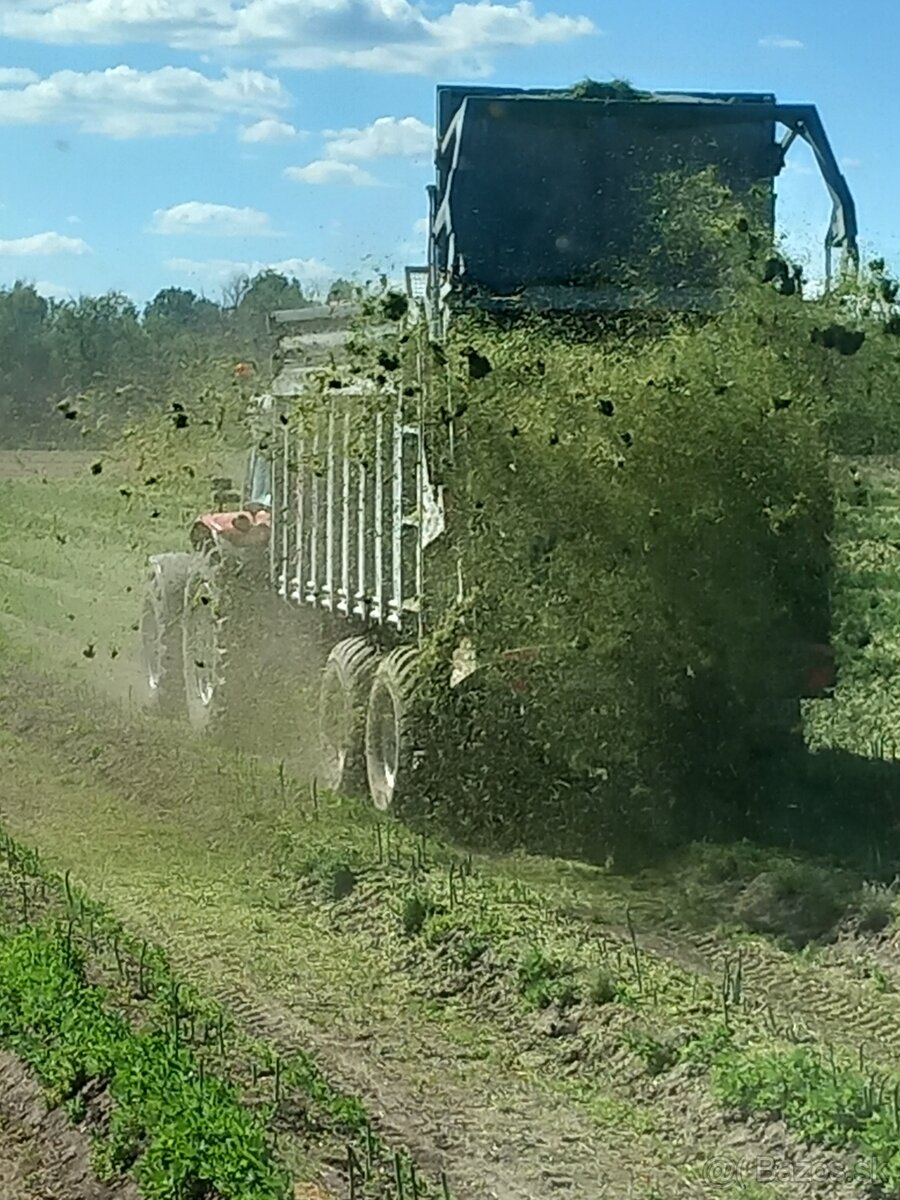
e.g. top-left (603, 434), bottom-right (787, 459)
top-left (0, 825), bottom-right (454, 1200)
top-left (714, 1044), bottom-right (900, 1194)
top-left (0, 920), bottom-right (289, 1200)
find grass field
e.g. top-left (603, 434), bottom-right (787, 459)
top-left (3, 450), bottom-right (900, 1198)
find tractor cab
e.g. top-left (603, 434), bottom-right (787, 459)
top-left (242, 392), bottom-right (275, 510)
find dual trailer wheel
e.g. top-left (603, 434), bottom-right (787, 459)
top-left (317, 638), bottom-right (420, 811)
top-left (139, 552), bottom-right (421, 811)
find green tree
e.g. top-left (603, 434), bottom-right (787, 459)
top-left (0, 281), bottom-right (57, 443)
top-left (327, 278), bottom-right (358, 303)
top-left (239, 270), bottom-right (311, 315)
top-left (48, 292), bottom-right (146, 392)
top-left (144, 287), bottom-right (222, 331)
top-left (231, 270), bottom-right (313, 346)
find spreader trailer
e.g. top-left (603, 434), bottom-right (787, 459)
top-left (139, 81), bottom-right (853, 811)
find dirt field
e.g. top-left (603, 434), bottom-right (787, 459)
top-left (1, 451), bottom-right (900, 1198)
top-left (0, 449), bottom-right (100, 481)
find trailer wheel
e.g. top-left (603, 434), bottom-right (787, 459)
top-left (364, 647), bottom-right (420, 812)
top-left (317, 637), bottom-right (379, 795)
top-left (139, 552), bottom-right (195, 716)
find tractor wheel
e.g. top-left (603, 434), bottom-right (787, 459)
top-left (139, 551), bottom-right (195, 717)
top-left (181, 553), bottom-right (252, 736)
top-left (364, 647), bottom-right (421, 812)
top-left (317, 637), bottom-right (379, 795)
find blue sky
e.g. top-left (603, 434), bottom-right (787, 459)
top-left (0, 0), bottom-right (896, 306)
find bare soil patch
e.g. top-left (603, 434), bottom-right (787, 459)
top-left (0, 1050), bottom-right (140, 1200)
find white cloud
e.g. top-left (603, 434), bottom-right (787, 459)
top-left (0, 64), bottom-right (288, 138)
top-left (841, 156), bottom-right (862, 169)
top-left (0, 2), bottom-right (596, 75)
top-left (323, 115), bottom-right (432, 160)
top-left (166, 254), bottom-right (336, 289)
top-left (0, 0), bottom-right (233, 45)
top-left (239, 117), bottom-right (303, 143)
top-left (759, 35), bottom-right (804, 49)
top-left (0, 68), bottom-right (39, 86)
top-left (413, 216), bottom-right (429, 236)
top-left (285, 160), bottom-right (378, 186)
top-left (34, 279), bottom-right (74, 300)
top-left (150, 201), bottom-right (277, 236)
top-left (0, 231), bottom-right (91, 256)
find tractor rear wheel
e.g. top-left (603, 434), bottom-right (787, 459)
top-left (139, 551), bottom-right (195, 717)
top-left (317, 636), bottom-right (379, 795)
top-left (181, 554), bottom-right (227, 734)
top-left (181, 551), bottom-right (276, 738)
top-left (364, 647), bottom-right (421, 812)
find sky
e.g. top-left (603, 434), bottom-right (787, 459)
top-left (0, 0), bottom-right (896, 306)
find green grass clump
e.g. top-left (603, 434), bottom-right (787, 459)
top-left (713, 1044), bottom-right (900, 1195)
top-left (622, 1029), bottom-right (682, 1076)
top-left (422, 910), bottom-right (491, 967)
top-left (0, 921), bottom-right (289, 1200)
top-left (401, 891), bottom-right (441, 936)
top-left (677, 1022), bottom-right (734, 1069)
top-left (587, 965), bottom-right (621, 1006)
top-left (734, 861), bottom-right (854, 948)
top-left (516, 945), bottom-right (579, 1010)
top-left (853, 881), bottom-right (897, 934)
top-left (298, 845), bottom-right (359, 900)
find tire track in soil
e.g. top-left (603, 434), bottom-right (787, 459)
top-left (46, 859), bottom-right (872, 1200)
top-left (0, 664), bottom-right (668, 1200)
top-left (0, 662), bottom-right (883, 1199)
top-left (0, 689), bottom-right (807, 1200)
top-left (640, 1070), bottom-right (866, 1200)
top-left (74, 889), bottom-right (679, 1200)
top-left (599, 917), bottom-right (900, 1068)
top-left (25, 830), bottom-right (866, 1200)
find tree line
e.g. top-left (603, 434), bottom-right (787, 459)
top-left (0, 270), bottom-right (357, 447)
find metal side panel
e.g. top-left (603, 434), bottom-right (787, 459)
top-left (353, 457), bottom-right (368, 620)
top-left (305, 422), bottom-right (321, 605)
top-left (373, 409), bottom-right (385, 624)
top-left (293, 431), bottom-right (306, 603)
top-left (324, 406), bottom-right (336, 611)
top-left (414, 350), bottom-right (426, 640)
top-left (339, 410), bottom-right (351, 615)
top-left (285, 383), bottom-right (437, 633)
top-left (268, 403), bottom-right (278, 588)
top-left (279, 417), bottom-right (290, 597)
top-left (389, 391), bottom-right (404, 630)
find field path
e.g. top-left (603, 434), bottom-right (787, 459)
top-left (0, 663), bottom-right (863, 1200)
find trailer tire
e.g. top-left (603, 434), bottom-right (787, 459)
top-left (139, 551), bottom-right (195, 717)
top-left (364, 647), bottom-right (421, 812)
top-left (317, 637), bottom-right (379, 795)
